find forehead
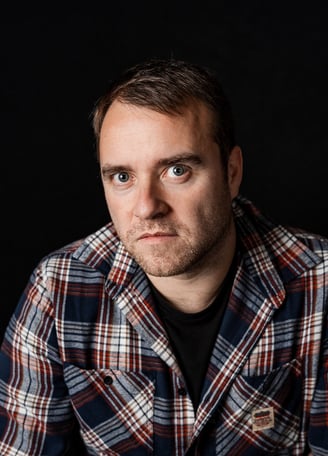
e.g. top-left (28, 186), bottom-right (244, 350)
top-left (99, 101), bottom-right (215, 157)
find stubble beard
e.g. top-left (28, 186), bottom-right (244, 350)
top-left (117, 201), bottom-right (234, 278)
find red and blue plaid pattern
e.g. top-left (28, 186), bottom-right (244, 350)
top-left (0, 195), bottom-right (327, 455)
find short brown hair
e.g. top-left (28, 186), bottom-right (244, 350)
top-left (92, 58), bottom-right (235, 169)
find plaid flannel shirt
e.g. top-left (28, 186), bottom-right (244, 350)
top-left (0, 195), bottom-right (327, 455)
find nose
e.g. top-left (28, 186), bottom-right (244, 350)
top-left (133, 180), bottom-right (169, 220)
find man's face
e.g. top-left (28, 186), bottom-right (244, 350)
top-left (99, 100), bottom-right (242, 278)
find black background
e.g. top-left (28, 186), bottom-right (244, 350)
top-left (1, 3), bottom-right (328, 342)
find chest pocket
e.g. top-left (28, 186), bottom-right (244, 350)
top-left (64, 363), bottom-right (155, 455)
top-left (216, 358), bottom-right (302, 453)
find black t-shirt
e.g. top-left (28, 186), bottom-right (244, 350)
top-left (151, 259), bottom-right (236, 410)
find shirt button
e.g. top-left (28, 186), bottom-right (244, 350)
top-left (104, 375), bottom-right (113, 385)
top-left (178, 387), bottom-right (187, 396)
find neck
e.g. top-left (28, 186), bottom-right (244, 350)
top-left (147, 225), bottom-right (237, 314)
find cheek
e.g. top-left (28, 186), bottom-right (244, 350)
top-left (107, 205), bottom-right (127, 226)
top-left (193, 181), bottom-right (231, 216)
top-left (103, 194), bottom-right (127, 228)
top-left (103, 187), bottom-right (123, 212)
top-left (187, 181), bottom-right (223, 210)
top-left (177, 196), bottom-right (210, 226)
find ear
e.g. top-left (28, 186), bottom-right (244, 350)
top-left (228, 146), bottom-right (243, 199)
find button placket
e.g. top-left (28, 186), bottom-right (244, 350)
top-left (176, 377), bottom-right (188, 397)
top-left (178, 386), bottom-right (187, 396)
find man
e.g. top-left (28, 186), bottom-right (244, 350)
top-left (0, 58), bottom-right (327, 455)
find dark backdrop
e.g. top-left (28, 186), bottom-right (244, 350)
top-left (1, 3), bottom-right (328, 342)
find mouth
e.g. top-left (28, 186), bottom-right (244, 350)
top-left (137, 232), bottom-right (177, 242)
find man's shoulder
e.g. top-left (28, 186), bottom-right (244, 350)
top-left (234, 195), bottom-right (328, 282)
top-left (288, 226), bottom-right (328, 255)
top-left (35, 222), bottom-right (122, 276)
top-left (234, 195), bottom-right (328, 250)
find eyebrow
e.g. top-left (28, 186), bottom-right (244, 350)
top-left (101, 164), bottom-right (132, 179)
top-left (157, 152), bottom-right (203, 167)
top-left (101, 152), bottom-right (203, 179)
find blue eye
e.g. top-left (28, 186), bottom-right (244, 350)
top-left (116, 172), bottom-right (130, 183)
top-left (169, 165), bottom-right (186, 177)
top-left (173, 165), bottom-right (185, 176)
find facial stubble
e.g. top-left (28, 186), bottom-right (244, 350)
top-left (115, 190), bottom-right (234, 277)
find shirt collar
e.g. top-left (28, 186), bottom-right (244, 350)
top-left (233, 195), bottom-right (322, 305)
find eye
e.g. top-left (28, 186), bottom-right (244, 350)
top-left (113, 171), bottom-right (130, 183)
top-left (167, 164), bottom-right (187, 177)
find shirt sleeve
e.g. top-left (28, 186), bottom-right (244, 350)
top-left (308, 303), bottom-right (328, 454)
top-left (0, 264), bottom-right (86, 455)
